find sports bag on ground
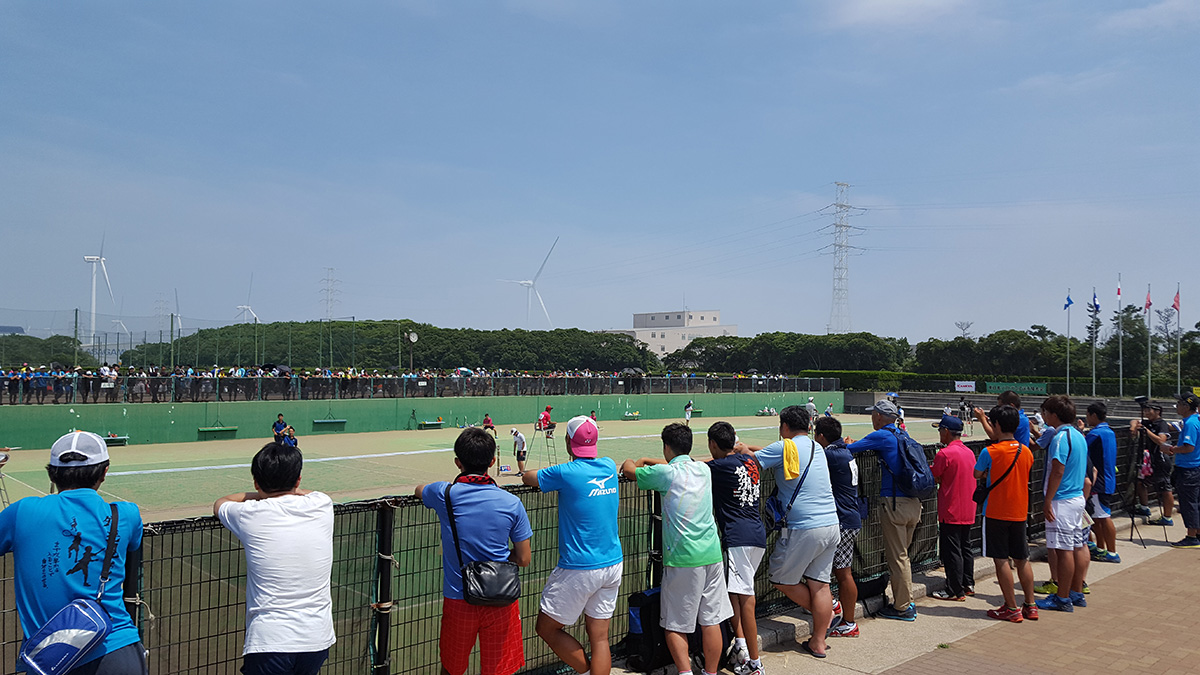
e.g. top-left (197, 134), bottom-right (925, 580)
top-left (20, 504), bottom-right (119, 675)
top-left (623, 588), bottom-right (670, 673)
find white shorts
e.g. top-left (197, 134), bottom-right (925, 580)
top-left (1045, 496), bottom-right (1088, 550)
top-left (769, 524), bottom-right (839, 585)
top-left (540, 562), bottom-right (624, 625)
top-left (724, 546), bottom-right (764, 596)
top-left (1089, 493), bottom-right (1112, 519)
top-left (660, 562), bottom-right (734, 633)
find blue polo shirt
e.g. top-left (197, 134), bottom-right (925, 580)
top-left (1176, 413), bottom-right (1200, 469)
top-left (1045, 425), bottom-right (1088, 501)
top-left (847, 424), bottom-right (904, 498)
top-left (1085, 422), bottom-right (1118, 494)
top-left (756, 435), bottom-right (838, 530)
top-left (1015, 410), bottom-right (1031, 450)
top-left (422, 481), bottom-right (532, 599)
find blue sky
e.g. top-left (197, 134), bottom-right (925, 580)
top-left (2, 1), bottom-right (1197, 343)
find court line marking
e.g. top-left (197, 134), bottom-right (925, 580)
top-left (4, 473), bottom-right (48, 496)
top-left (106, 422), bottom-right (877, 477)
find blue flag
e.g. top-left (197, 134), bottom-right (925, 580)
top-left (1064, 295), bottom-right (1074, 310)
top-left (1092, 291), bottom-right (1099, 312)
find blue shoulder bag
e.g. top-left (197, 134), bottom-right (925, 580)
top-left (20, 504), bottom-right (119, 675)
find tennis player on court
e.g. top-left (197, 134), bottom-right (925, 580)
top-left (522, 416), bottom-right (621, 675)
top-left (512, 428), bottom-right (528, 475)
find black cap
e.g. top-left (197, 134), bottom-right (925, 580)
top-left (1174, 392), bottom-right (1200, 409)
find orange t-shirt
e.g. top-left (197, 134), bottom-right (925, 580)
top-left (977, 440), bottom-right (1033, 522)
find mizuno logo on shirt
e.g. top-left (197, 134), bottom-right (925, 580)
top-left (587, 475), bottom-right (617, 497)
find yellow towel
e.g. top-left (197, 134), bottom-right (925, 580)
top-left (783, 438), bottom-right (800, 480)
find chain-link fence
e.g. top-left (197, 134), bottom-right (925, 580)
top-left (0, 427), bottom-right (1138, 674)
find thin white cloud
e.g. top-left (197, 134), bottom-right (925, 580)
top-left (823, 0), bottom-right (969, 28)
top-left (1099, 0), bottom-right (1200, 33)
top-left (1000, 65), bottom-right (1124, 95)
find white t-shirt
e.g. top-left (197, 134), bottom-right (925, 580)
top-left (514, 432), bottom-right (526, 452)
top-left (218, 492), bottom-right (336, 654)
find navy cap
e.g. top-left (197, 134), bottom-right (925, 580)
top-left (1175, 392), bottom-right (1200, 408)
top-left (932, 414), bottom-right (964, 432)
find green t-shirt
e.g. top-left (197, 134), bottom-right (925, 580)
top-left (636, 455), bottom-right (723, 568)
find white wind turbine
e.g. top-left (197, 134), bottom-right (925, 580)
top-left (83, 236), bottom-right (116, 346)
top-left (500, 236), bottom-right (559, 329)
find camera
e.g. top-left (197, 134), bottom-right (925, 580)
top-left (1134, 395), bottom-right (1150, 407)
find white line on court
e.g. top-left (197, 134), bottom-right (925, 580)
top-left (4, 473), bottom-right (48, 496)
top-left (107, 421), bottom-right (876, 477)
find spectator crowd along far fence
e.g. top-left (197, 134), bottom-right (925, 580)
top-left (0, 364), bottom-right (840, 404)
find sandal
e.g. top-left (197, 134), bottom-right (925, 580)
top-left (800, 641), bottom-right (828, 659)
top-left (931, 590), bottom-right (966, 601)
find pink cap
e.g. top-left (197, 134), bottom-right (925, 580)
top-left (565, 416), bottom-right (599, 458)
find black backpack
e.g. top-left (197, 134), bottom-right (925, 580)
top-left (884, 427), bottom-right (936, 500)
top-left (624, 588), bottom-right (670, 672)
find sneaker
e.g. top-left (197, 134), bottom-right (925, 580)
top-left (1035, 594), bottom-right (1075, 613)
top-left (1022, 603), bottom-right (1039, 621)
top-left (931, 590), bottom-right (966, 601)
top-left (1033, 580), bottom-right (1058, 595)
top-left (964, 586), bottom-right (975, 596)
top-left (831, 598), bottom-right (843, 624)
top-left (733, 664), bottom-right (764, 675)
top-left (729, 644), bottom-right (750, 669)
top-left (878, 602), bottom-right (917, 622)
top-left (1100, 552), bottom-right (1121, 563)
top-left (1133, 504), bottom-right (1152, 517)
top-left (828, 620), bottom-right (859, 637)
top-left (1148, 516), bottom-right (1175, 526)
top-left (1082, 581), bottom-right (1090, 594)
top-left (1087, 541), bottom-right (1099, 553)
top-left (986, 605), bottom-right (1022, 623)
top-left (1090, 548), bottom-right (1108, 561)
top-left (1069, 591), bottom-right (1087, 607)
top-left (1171, 537), bottom-right (1200, 549)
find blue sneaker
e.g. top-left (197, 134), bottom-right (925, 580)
top-left (1035, 594), bottom-right (1074, 612)
top-left (1069, 591), bottom-right (1087, 607)
top-left (878, 603), bottom-right (917, 621)
top-left (1147, 517), bottom-right (1174, 527)
top-left (1101, 552), bottom-right (1121, 563)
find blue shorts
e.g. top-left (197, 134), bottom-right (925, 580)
top-left (242, 650), bottom-right (329, 675)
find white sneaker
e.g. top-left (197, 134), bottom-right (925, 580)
top-left (734, 662), bottom-right (765, 675)
top-left (729, 644), bottom-right (750, 668)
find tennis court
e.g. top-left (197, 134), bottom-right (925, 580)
top-left (1, 413), bottom-right (951, 520)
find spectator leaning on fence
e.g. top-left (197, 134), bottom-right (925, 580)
top-left (621, 423), bottom-right (733, 675)
top-left (705, 421), bottom-right (766, 673)
top-left (214, 442), bottom-right (336, 675)
top-left (1130, 400), bottom-right (1175, 525)
top-left (738, 406), bottom-right (840, 659)
top-left (1035, 395), bottom-right (1090, 613)
top-left (813, 415), bottom-right (863, 639)
top-left (522, 416), bottom-right (622, 675)
top-left (929, 414), bottom-right (976, 602)
top-left (416, 428), bottom-right (533, 675)
top-left (1084, 402), bottom-right (1120, 563)
top-left (847, 399), bottom-right (921, 622)
top-left (974, 406), bottom-right (1038, 623)
top-left (974, 390), bottom-right (1031, 449)
top-left (1155, 392), bottom-right (1200, 549)
top-left (0, 431), bottom-right (148, 674)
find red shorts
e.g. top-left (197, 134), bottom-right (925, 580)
top-left (440, 597), bottom-right (525, 675)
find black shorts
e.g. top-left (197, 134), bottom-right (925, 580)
top-left (983, 518), bottom-right (1028, 560)
top-left (516, 449), bottom-right (527, 462)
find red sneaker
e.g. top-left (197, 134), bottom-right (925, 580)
top-left (986, 606), bottom-right (1023, 623)
top-left (1022, 604), bottom-right (1039, 621)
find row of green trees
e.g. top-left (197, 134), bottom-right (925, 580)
top-left (5, 306), bottom-right (1196, 382)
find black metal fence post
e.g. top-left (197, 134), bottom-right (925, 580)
top-left (372, 505), bottom-right (395, 675)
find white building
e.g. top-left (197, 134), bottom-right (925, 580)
top-left (604, 310), bottom-right (737, 355)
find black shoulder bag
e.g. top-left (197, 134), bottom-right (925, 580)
top-left (973, 442), bottom-right (1023, 506)
top-left (443, 484), bottom-right (521, 607)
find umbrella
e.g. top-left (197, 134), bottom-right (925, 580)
top-left (620, 367), bottom-right (644, 375)
top-left (275, 365), bottom-right (293, 375)
top-left (454, 367), bottom-right (475, 376)
top-left (747, 369), bottom-right (759, 374)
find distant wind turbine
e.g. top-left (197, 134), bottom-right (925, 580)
top-left (500, 236), bottom-right (559, 329)
top-left (83, 235), bottom-right (116, 344)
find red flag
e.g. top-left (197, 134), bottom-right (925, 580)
top-left (1173, 290), bottom-right (1181, 312)
top-left (1145, 291), bottom-right (1152, 312)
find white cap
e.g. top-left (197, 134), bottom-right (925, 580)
top-left (510, 427), bottom-right (518, 435)
top-left (50, 431), bottom-right (110, 467)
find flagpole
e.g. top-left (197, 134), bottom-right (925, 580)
top-left (1178, 282), bottom-right (1182, 395)
top-left (1092, 286), bottom-right (1097, 397)
top-left (1070, 288), bottom-right (1080, 393)
top-left (1118, 273), bottom-right (1123, 398)
top-left (1147, 283), bottom-right (1153, 399)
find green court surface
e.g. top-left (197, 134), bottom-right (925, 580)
top-left (0, 413), bottom-right (958, 521)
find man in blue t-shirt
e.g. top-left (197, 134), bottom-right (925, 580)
top-left (1084, 402), bottom-right (1120, 563)
top-left (522, 416), bottom-right (621, 675)
top-left (0, 431), bottom-right (147, 674)
top-left (739, 405), bottom-right (839, 659)
top-left (846, 399), bottom-right (921, 622)
top-left (272, 414), bottom-right (288, 443)
top-left (1035, 395), bottom-right (1090, 613)
top-left (1156, 392), bottom-right (1200, 549)
top-left (814, 415), bottom-right (863, 638)
top-left (706, 421), bottom-right (766, 673)
top-left (974, 390), bottom-right (1031, 450)
top-left (415, 428), bottom-right (533, 675)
